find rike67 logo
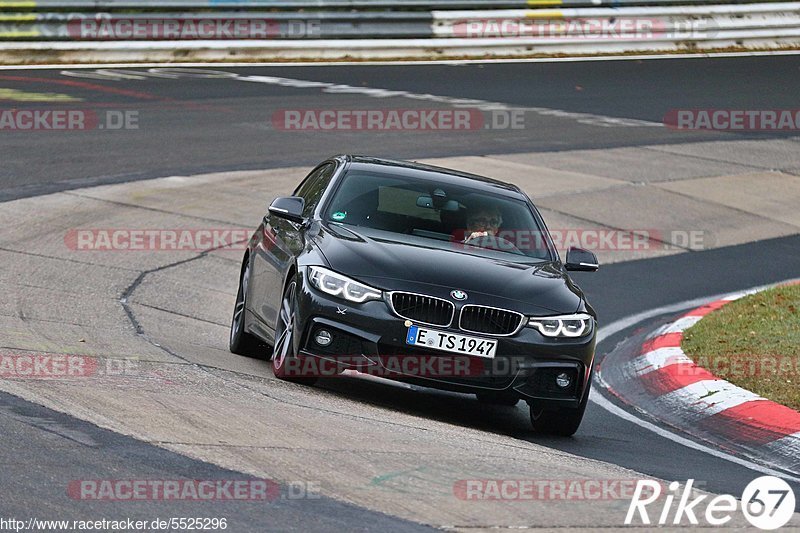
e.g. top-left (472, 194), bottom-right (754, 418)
top-left (625, 477), bottom-right (796, 530)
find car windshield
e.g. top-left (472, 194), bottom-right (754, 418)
top-left (323, 169), bottom-right (554, 262)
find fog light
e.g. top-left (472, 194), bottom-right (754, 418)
top-left (314, 329), bottom-right (333, 347)
top-left (555, 372), bottom-right (571, 389)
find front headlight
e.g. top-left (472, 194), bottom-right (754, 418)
top-left (308, 266), bottom-right (382, 303)
top-left (527, 313), bottom-right (593, 338)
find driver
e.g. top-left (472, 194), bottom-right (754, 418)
top-left (463, 205), bottom-right (503, 243)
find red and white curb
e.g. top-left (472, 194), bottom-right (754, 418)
top-left (599, 286), bottom-right (800, 475)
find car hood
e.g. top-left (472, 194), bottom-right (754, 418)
top-left (313, 223), bottom-right (582, 315)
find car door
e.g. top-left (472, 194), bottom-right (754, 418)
top-left (252, 162), bottom-right (336, 335)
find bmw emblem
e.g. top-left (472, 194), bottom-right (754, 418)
top-left (451, 290), bottom-right (468, 301)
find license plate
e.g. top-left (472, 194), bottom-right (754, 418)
top-left (406, 325), bottom-right (497, 358)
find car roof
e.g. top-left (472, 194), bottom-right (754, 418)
top-left (338, 155), bottom-right (527, 199)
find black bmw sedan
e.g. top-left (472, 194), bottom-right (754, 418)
top-left (230, 155), bottom-right (599, 436)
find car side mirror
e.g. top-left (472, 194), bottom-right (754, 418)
top-left (565, 247), bottom-right (599, 272)
top-left (268, 196), bottom-right (305, 224)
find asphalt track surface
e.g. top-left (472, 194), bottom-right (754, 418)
top-left (1, 54), bottom-right (799, 199)
top-left (0, 391), bottom-right (434, 533)
top-left (1, 57), bottom-right (800, 529)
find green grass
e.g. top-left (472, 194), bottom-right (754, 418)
top-left (681, 284), bottom-right (800, 411)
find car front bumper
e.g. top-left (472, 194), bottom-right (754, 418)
top-left (293, 274), bottom-right (596, 406)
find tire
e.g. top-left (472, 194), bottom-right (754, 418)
top-left (272, 279), bottom-right (317, 386)
top-left (229, 259), bottom-right (266, 357)
top-left (476, 392), bottom-right (520, 407)
top-left (528, 379), bottom-right (590, 437)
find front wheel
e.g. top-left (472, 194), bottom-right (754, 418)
top-left (529, 383), bottom-right (589, 437)
top-left (272, 279), bottom-right (317, 386)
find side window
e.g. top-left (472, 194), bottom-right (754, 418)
top-left (294, 163), bottom-right (335, 218)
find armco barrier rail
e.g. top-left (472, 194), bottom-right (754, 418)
top-left (0, 12), bottom-right (435, 40)
top-left (433, 4), bottom-right (800, 38)
top-left (4, 0), bottom-right (793, 7)
top-left (0, 1), bottom-right (798, 61)
top-left (3, 3), bottom-right (799, 40)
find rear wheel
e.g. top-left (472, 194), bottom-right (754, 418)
top-left (229, 260), bottom-right (264, 357)
top-left (272, 279), bottom-right (317, 386)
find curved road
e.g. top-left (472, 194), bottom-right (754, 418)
top-left (1, 57), bottom-right (799, 530)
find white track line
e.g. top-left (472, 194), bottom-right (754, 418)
top-left (591, 277), bottom-right (800, 482)
top-left (42, 67), bottom-right (662, 128)
top-left (590, 390), bottom-right (800, 482)
top-left (1, 49), bottom-right (799, 70)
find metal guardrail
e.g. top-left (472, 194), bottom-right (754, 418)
top-left (433, 3), bottom-right (800, 37)
top-left (0, 1), bottom-right (798, 59)
top-left (4, 3), bottom-right (799, 40)
top-left (0, 0), bottom-right (793, 9)
top-left (0, 12), bottom-right (434, 40)
top-left (6, 0), bottom-right (800, 41)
